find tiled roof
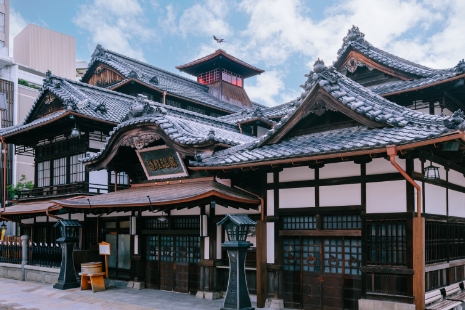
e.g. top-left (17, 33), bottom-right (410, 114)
top-left (1, 110), bottom-right (68, 136)
top-left (1, 201), bottom-right (58, 216)
top-left (336, 26), bottom-right (450, 78)
top-left (52, 180), bottom-right (260, 208)
top-left (81, 45), bottom-right (244, 113)
top-left (261, 101), bottom-right (294, 119)
top-left (370, 64), bottom-right (465, 95)
top-left (190, 60), bottom-right (465, 167)
top-left (81, 101), bottom-right (256, 164)
top-left (218, 106), bottom-right (277, 126)
top-left (22, 71), bottom-right (135, 125)
top-left (176, 49), bottom-right (264, 75)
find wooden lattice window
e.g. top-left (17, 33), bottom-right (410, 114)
top-left (449, 223), bottom-right (465, 261)
top-left (145, 218), bottom-right (169, 229)
top-left (146, 235), bottom-right (159, 261)
top-left (366, 273), bottom-right (411, 296)
top-left (322, 214), bottom-right (361, 229)
top-left (282, 216), bottom-right (316, 230)
top-left (172, 218), bottom-right (200, 230)
top-left (366, 220), bottom-right (407, 266)
top-left (425, 221), bottom-right (448, 264)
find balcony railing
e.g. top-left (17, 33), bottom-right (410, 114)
top-left (15, 182), bottom-right (129, 201)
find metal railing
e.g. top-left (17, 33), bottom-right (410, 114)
top-left (29, 242), bottom-right (62, 268)
top-left (0, 237), bottom-right (61, 268)
top-left (15, 182), bottom-right (129, 201)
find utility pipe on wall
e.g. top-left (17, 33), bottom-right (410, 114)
top-left (1, 137), bottom-right (6, 212)
top-left (386, 145), bottom-right (421, 217)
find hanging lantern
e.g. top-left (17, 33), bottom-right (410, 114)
top-left (423, 159), bottom-right (440, 180)
top-left (1, 221), bottom-right (6, 240)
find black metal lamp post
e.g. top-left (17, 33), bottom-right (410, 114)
top-left (217, 214), bottom-right (257, 310)
top-left (53, 219), bottom-right (81, 290)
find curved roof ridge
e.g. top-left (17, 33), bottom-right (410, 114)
top-left (85, 45), bottom-right (208, 90)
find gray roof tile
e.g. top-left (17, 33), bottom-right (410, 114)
top-left (82, 45), bottom-right (245, 113)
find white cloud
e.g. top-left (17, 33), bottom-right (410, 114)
top-left (245, 71), bottom-right (285, 106)
top-left (162, 0), bottom-right (232, 38)
top-left (9, 9), bottom-right (28, 57)
top-left (73, 0), bottom-right (153, 61)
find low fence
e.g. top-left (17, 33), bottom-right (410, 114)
top-left (0, 237), bottom-right (61, 268)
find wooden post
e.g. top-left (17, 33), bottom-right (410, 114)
top-left (413, 217), bottom-right (425, 310)
top-left (256, 220), bottom-right (267, 308)
top-left (105, 255), bottom-right (109, 279)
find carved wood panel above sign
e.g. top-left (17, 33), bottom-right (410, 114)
top-left (121, 133), bottom-right (160, 150)
top-left (136, 145), bottom-right (188, 180)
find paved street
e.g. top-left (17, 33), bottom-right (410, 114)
top-left (0, 278), bottom-right (227, 310)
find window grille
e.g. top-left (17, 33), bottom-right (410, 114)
top-left (186, 105), bottom-right (206, 114)
top-left (53, 157), bottom-right (67, 185)
top-left (425, 221), bottom-right (448, 264)
top-left (366, 220), bottom-right (407, 266)
top-left (449, 223), bottom-right (465, 261)
top-left (322, 214), bottom-right (361, 229)
top-left (366, 273), bottom-right (410, 296)
top-left (173, 218), bottom-right (200, 230)
top-left (110, 171), bottom-right (129, 185)
top-left (70, 154), bottom-right (85, 183)
top-left (166, 99), bottom-right (182, 108)
top-left (146, 236), bottom-right (159, 261)
top-left (37, 161), bottom-right (51, 187)
top-left (198, 69), bottom-right (220, 84)
top-left (145, 218), bottom-right (169, 229)
top-left (222, 69), bottom-right (242, 87)
top-left (282, 216), bottom-right (316, 230)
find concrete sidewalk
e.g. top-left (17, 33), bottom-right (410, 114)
top-left (0, 278), bottom-right (286, 310)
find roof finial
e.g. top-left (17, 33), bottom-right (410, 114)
top-left (313, 58), bottom-right (326, 73)
top-left (346, 25), bottom-right (364, 42)
top-left (454, 59), bottom-right (465, 73)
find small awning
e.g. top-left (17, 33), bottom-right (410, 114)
top-left (0, 201), bottom-right (59, 216)
top-left (52, 180), bottom-right (260, 211)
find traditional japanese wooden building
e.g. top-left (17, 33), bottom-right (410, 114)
top-left (0, 27), bottom-right (465, 310)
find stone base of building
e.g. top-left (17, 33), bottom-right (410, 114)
top-left (359, 299), bottom-right (415, 310)
top-left (266, 298), bottom-right (284, 309)
top-left (0, 262), bottom-right (59, 284)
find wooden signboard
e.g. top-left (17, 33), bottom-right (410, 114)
top-left (98, 241), bottom-right (111, 278)
top-left (136, 145), bottom-right (188, 180)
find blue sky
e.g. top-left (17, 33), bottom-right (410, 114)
top-left (10, 0), bottom-right (465, 107)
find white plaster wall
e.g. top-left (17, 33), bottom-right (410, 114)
top-left (449, 190), bottom-right (465, 218)
top-left (204, 237), bottom-right (210, 260)
top-left (70, 213), bottom-right (84, 221)
top-left (414, 159), bottom-right (423, 174)
top-left (257, 126), bottom-right (268, 137)
top-left (366, 158), bottom-right (405, 175)
top-left (267, 190), bottom-right (274, 216)
top-left (366, 181), bottom-right (406, 213)
top-left (449, 170), bottom-right (464, 186)
top-left (279, 167), bottom-right (314, 182)
top-left (171, 207), bottom-right (200, 215)
top-left (320, 184), bottom-right (361, 207)
top-left (320, 162), bottom-right (360, 179)
top-left (279, 187), bottom-right (315, 208)
top-left (424, 183), bottom-right (446, 215)
top-left (267, 173), bottom-right (273, 183)
top-left (438, 165), bottom-right (447, 181)
top-left (35, 216), bottom-right (47, 223)
top-left (215, 204), bottom-right (260, 215)
top-left (21, 218), bottom-right (33, 224)
top-left (89, 170), bottom-right (108, 193)
top-left (267, 222), bottom-right (275, 264)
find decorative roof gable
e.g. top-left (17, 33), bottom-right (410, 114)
top-left (335, 26), bottom-right (441, 79)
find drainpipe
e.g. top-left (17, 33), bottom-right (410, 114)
top-left (386, 145), bottom-right (421, 218)
top-left (1, 137), bottom-right (6, 212)
top-left (238, 123), bottom-right (243, 134)
top-left (386, 145), bottom-right (424, 310)
top-left (162, 91), bottom-right (166, 104)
